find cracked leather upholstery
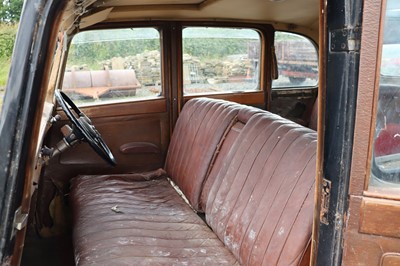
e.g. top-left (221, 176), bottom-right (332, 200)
top-left (70, 98), bottom-right (316, 265)
top-left (165, 98), bottom-right (259, 211)
top-left (203, 112), bottom-right (316, 265)
top-left (70, 177), bottom-right (239, 265)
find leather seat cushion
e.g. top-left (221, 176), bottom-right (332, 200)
top-left (70, 175), bottom-right (238, 265)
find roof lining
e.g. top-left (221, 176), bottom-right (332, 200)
top-left (110, 4), bottom-right (200, 12)
top-left (93, 0), bottom-right (221, 10)
top-left (75, 0), bottom-right (319, 42)
top-left (80, 7), bottom-right (114, 29)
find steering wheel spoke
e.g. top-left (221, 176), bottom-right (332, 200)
top-left (55, 89), bottom-right (117, 166)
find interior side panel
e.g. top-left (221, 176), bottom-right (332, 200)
top-left (59, 114), bottom-right (168, 168)
top-left (270, 87), bottom-right (317, 125)
top-left (47, 100), bottom-right (169, 175)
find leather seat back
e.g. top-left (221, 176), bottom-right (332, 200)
top-left (164, 98), bottom-right (241, 210)
top-left (203, 112), bottom-right (317, 265)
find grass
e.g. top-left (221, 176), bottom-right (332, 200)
top-left (0, 57), bottom-right (11, 88)
top-left (0, 22), bottom-right (17, 111)
top-left (0, 23), bottom-right (18, 88)
top-left (0, 58), bottom-right (10, 112)
top-left (0, 57), bottom-right (10, 107)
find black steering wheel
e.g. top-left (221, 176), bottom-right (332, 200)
top-left (54, 89), bottom-right (117, 166)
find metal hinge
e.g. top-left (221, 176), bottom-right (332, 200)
top-left (320, 178), bottom-right (332, 225)
top-left (330, 27), bottom-right (361, 52)
top-left (11, 207), bottom-right (28, 238)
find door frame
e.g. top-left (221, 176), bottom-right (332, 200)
top-left (0, 0), bottom-right (66, 264)
top-left (312, 0), bottom-right (363, 264)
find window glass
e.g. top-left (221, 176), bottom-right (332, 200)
top-left (63, 28), bottom-right (161, 105)
top-left (370, 0), bottom-right (400, 188)
top-left (182, 27), bottom-right (261, 95)
top-left (272, 32), bottom-right (318, 88)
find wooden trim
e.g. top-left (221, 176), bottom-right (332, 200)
top-left (184, 91), bottom-right (264, 105)
top-left (343, 196), bottom-right (400, 264)
top-left (360, 197), bottom-right (400, 238)
top-left (170, 23), bottom-right (183, 129)
top-left (381, 253), bottom-right (400, 265)
top-left (348, 0), bottom-right (385, 196)
top-left (11, 6), bottom-right (65, 265)
top-left (364, 0), bottom-right (388, 192)
top-left (310, 0), bottom-right (326, 264)
top-left (363, 189), bottom-right (400, 201)
top-left (159, 24), bottom-right (174, 137)
top-left (62, 98), bottom-right (168, 119)
top-left (263, 25), bottom-right (274, 110)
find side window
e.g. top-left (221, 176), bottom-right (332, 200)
top-left (370, 0), bottom-right (400, 189)
top-left (272, 32), bottom-right (318, 88)
top-left (182, 27), bottom-right (261, 95)
top-left (63, 28), bottom-right (161, 105)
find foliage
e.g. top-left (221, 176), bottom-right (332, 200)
top-left (0, 23), bottom-right (17, 59)
top-left (183, 38), bottom-right (250, 59)
top-left (0, 57), bottom-right (11, 86)
top-left (0, 0), bottom-right (23, 23)
top-left (67, 39), bottom-right (160, 69)
top-left (275, 32), bottom-right (307, 42)
top-left (0, 23), bottom-right (16, 87)
top-left (67, 38), bottom-right (252, 69)
top-left (0, 0), bottom-right (22, 89)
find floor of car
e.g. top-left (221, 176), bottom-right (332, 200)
top-left (21, 229), bottom-right (74, 266)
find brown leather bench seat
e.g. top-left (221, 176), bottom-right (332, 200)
top-left (71, 177), bottom-right (239, 265)
top-left (70, 98), bottom-right (316, 265)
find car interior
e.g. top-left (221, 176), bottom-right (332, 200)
top-left (9, 0), bottom-right (322, 265)
top-left (3, 0), bottom-right (374, 265)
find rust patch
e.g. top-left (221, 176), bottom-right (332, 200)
top-left (320, 178), bottom-right (332, 225)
